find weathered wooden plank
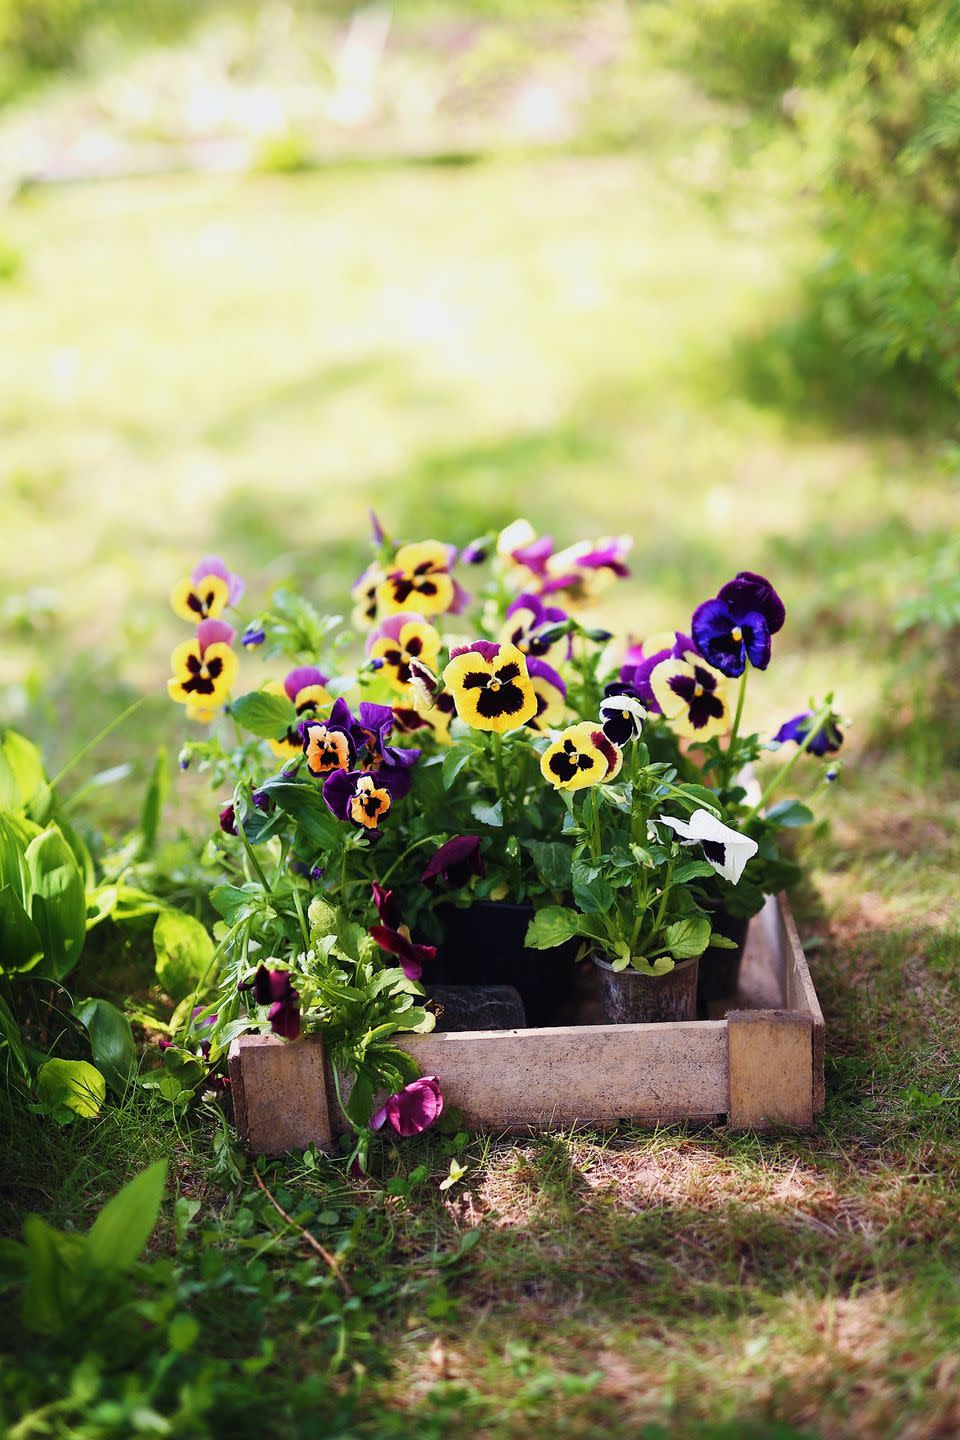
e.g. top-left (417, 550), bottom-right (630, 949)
top-left (776, 894), bottom-right (826, 1114)
top-left (229, 1034), bottom-right (336, 1154)
top-left (397, 1020), bottom-right (730, 1130)
top-left (727, 1009), bottom-right (814, 1130)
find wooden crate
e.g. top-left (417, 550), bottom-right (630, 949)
top-left (229, 893), bottom-right (824, 1154)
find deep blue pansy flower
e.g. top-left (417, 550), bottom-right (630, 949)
top-left (773, 710), bottom-right (843, 757)
top-left (691, 572), bottom-right (785, 677)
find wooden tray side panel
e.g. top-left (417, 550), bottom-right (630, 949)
top-left (396, 1021), bottom-right (729, 1131)
top-left (776, 894), bottom-right (826, 1114)
top-left (727, 1009), bottom-right (814, 1130)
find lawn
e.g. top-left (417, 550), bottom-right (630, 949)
top-left (2, 6), bottom-right (959, 1438)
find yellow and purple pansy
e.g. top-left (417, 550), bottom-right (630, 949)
top-left (352, 561), bottom-right (385, 629)
top-left (501, 592), bottom-right (570, 666)
top-left (614, 630), bottom-right (695, 712)
top-left (442, 640), bottom-right (537, 733)
top-left (170, 557), bottom-right (244, 624)
top-left (540, 721), bottom-right (623, 791)
top-left (392, 691), bottom-right (456, 746)
top-left (367, 613), bottom-right (443, 695)
top-left (496, 519), bottom-right (555, 589)
top-left (168, 619), bottom-right (238, 710)
top-left (266, 666), bottom-right (333, 760)
top-left (649, 653), bottom-right (730, 741)
top-left (691, 571), bottom-right (785, 677)
top-left (376, 541), bottom-right (466, 618)
top-left (526, 657), bottom-right (567, 732)
top-left (324, 769), bottom-right (400, 833)
top-left (542, 535), bottom-right (631, 602)
top-left (302, 707), bottom-right (355, 778)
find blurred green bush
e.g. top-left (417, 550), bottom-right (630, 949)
top-left (649, 0), bottom-right (960, 415)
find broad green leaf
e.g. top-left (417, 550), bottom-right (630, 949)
top-left (153, 910), bottom-right (214, 999)
top-left (72, 998), bottom-right (136, 1095)
top-left (24, 826), bottom-right (87, 981)
top-left (525, 905), bottom-right (582, 950)
top-left (230, 689), bottom-right (298, 740)
top-left (0, 883), bottom-right (43, 972)
top-left (85, 1160), bottom-right (167, 1273)
top-left (37, 1059), bottom-right (106, 1118)
top-left (571, 858), bottom-right (614, 915)
top-left (0, 729), bottom-right (45, 812)
top-left (671, 859), bottom-right (717, 885)
top-left (663, 914), bottom-right (712, 960)
top-left (259, 780), bottom-right (344, 849)
top-left (0, 814), bottom-right (30, 898)
top-left (765, 799), bottom-right (815, 828)
top-left (210, 883), bottom-right (258, 924)
top-left (524, 840), bottom-right (573, 891)
top-left (138, 747), bottom-right (169, 858)
top-left (21, 1216), bottom-right (70, 1335)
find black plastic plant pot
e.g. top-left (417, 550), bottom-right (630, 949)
top-left (696, 906), bottom-right (751, 1009)
top-left (438, 901), bottom-right (576, 1027)
top-left (592, 953), bottom-right (699, 1024)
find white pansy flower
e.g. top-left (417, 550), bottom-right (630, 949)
top-left (599, 693), bottom-right (647, 746)
top-left (657, 808), bottom-right (759, 885)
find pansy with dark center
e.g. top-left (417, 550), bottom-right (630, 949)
top-left (613, 630), bottom-right (696, 712)
top-left (367, 613), bottom-right (442, 695)
top-left (323, 767), bottom-right (405, 834)
top-left (657, 810), bottom-right (758, 885)
top-left (352, 561), bottom-right (385, 629)
top-left (773, 710), bottom-right (843, 757)
top-left (599, 692), bottom-right (646, 746)
top-left (168, 619), bottom-right (238, 710)
top-left (540, 721), bottom-right (622, 791)
top-left (443, 640), bottom-right (537, 734)
top-left (376, 541), bottom-right (457, 617)
top-left (302, 716), bottom-right (354, 777)
top-left (170, 556), bottom-right (244, 625)
top-left (267, 666), bottom-right (333, 760)
top-left (501, 592), bottom-right (570, 666)
top-left (392, 691), bottom-right (456, 745)
top-left (421, 835), bottom-right (485, 889)
top-left (691, 571), bottom-right (786, 677)
top-left (525, 657), bottom-right (567, 732)
top-left (650, 653), bottom-right (730, 741)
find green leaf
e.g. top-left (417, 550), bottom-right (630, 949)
top-left (0, 883), bottom-right (43, 972)
top-left (21, 1215), bottom-right (71, 1335)
top-left (707, 932), bottom-right (739, 949)
top-left (441, 746), bottom-right (471, 790)
top-left (525, 905), bottom-right (582, 950)
top-left (671, 859), bottom-right (717, 885)
top-left (24, 827), bottom-right (87, 981)
top-left (138, 747), bottom-right (168, 858)
top-left (0, 729), bottom-right (45, 812)
top-left (524, 840), bottom-right (572, 891)
top-left (471, 798), bottom-right (503, 827)
top-left (668, 784), bottom-right (722, 815)
top-left (571, 858), bottom-right (614, 915)
top-left (231, 689), bottom-right (298, 740)
top-left (663, 914), bottom-right (712, 960)
top-left (0, 814), bottom-right (30, 898)
top-left (72, 998), bottom-right (136, 1095)
top-left (259, 780), bottom-right (344, 849)
top-left (84, 1160), bottom-right (167, 1273)
top-left (37, 1059), bottom-right (106, 1118)
top-left (0, 994), bottom-right (29, 1078)
top-left (764, 799), bottom-right (815, 828)
top-left (153, 910), bottom-right (214, 1000)
top-left (210, 883), bottom-right (258, 924)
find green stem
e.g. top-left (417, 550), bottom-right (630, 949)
top-left (743, 706), bottom-right (831, 822)
top-left (291, 882), bottom-right (309, 951)
top-left (237, 818), bottom-right (272, 894)
top-left (378, 834), bottom-right (437, 886)
top-left (47, 696), bottom-right (147, 792)
top-left (492, 731), bottom-right (511, 827)
top-left (724, 667), bottom-right (749, 786)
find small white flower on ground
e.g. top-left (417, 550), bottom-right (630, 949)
top-left (657, 808), bottom-right (759, 884)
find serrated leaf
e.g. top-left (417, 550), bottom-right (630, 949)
top-left (525, 905), bottom-right (581, 950)
top-left (663, 914), bottom-right (711, 960)
top-left (231, 689), bottom-right (298, 740)
top-left (471, 798), bottom-right (503, 827)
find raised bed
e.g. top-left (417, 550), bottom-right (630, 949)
top-left (229, 893), bottom-right (824, 1154)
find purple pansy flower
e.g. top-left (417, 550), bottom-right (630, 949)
top-left (193, 556), bottom-right (244, 606)
top-left (421, 835), bottom-right (485, 889)
top-left (284, 666), bottom-right (330, 703)
top-left (242, 624), bottom-right (266, 648)
top-left (773, 711), bottom-right (843, 756)
top-left (692, 571), bottom-right (786, 677)
top-left (323, 766), bottom-right (406, 835)
top-left (239, 964), bottom-right (301, 1040)
top-left (371, 1076), bottom-right (444, 1137)
top-left (461, 537), bottom-right (490, 565)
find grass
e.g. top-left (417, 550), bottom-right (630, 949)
top-left (2, 5), bottom-right (960, 1438)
